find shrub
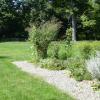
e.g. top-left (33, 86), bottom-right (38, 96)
top-left (39, 57), bottom-right (92, 81)
top-left (47, 41), bottom-right (96, 81)
top-left (92, 41), bottom-right (100, 51)
top-left (39, 58), bottom-right (67, 70)
top-left (48, 41), bottom-right (96, 60)
top-left (47, 42), bottom-right (59, 58)
top-left (47, 41), bottom-right (73, 60)
top-left (72, 42), bottom-right (96, 60)
top-left (29, 18), bottom-right (61, 58)
top-left (43, 41), bottom-right (94, 81)
top-left (66, 27), bottom-right (72, 43)
top-left (67, 58), bottom-right (92, 81)
top-left (29, 25), bottom-right (37, 42)
top-left (80, 43), bottom-right (96, 59)
top-left (30, 45), bottom-right (39, 63)
top-left (58, 44), bottom-right (72, 60)
top-left (70, 44), bottom-right (82, 59)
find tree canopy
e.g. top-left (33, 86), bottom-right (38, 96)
top-left (0, 0), bottom-right (100, 40)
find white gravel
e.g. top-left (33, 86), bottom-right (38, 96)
top-left (12, 61), bottom-right (100, 100)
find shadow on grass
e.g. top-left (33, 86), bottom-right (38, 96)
top-left (0, 56), bottom-right (11, 60)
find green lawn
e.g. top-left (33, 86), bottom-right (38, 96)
top-left (0, 42), bottom-right (74, 100)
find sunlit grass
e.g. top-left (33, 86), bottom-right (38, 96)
top-left (0, 42), bottom-right (74, 100)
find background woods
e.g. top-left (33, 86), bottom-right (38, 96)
top-left (0, 0), bottom-right (100, 41)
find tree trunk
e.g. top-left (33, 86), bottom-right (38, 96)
top-left (72, 14), bottom-right (76, 41)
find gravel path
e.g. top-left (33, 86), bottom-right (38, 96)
top-left (13, 61), bottom-right (100, 100)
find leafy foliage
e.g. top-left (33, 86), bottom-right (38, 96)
top-left (39, 58), bottom-right (67, 70)
top-left (29, 18), bottom-right (61, 58)
top-left (81, 15), bottom-right (96, 28)
top-left (47, 42), bottom-right (73, 60)
top-left (0, 0), bottom-right (100, 40)
top-left (67, 58), bottom-right (92, 81)
top-left (0, 0), bottom-right (30, 39)
top-left (47, 42), bottom-right (59, 58)
top-left (81, 44), bottom-right (96, 59)
top-left (66, 27), bottom-right (72, 42)
top-left (46, 41), bottom-right (99, 81)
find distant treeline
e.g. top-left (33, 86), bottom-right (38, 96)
top-left (0, 0), bottom-right (100, 41)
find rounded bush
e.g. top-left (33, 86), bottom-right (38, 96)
top-left (47, 42), bottom-right (73, 60)
top-left (58, 45), bottom-right (72, 60)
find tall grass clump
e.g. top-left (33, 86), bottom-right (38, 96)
top-left (29, 18), bottom-right (61, 59)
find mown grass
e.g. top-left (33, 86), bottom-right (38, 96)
top-left (0, 42), bottom-right (32, 61)
top-left (0, 42), bottom-right (74, 100)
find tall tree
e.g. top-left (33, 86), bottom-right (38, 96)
top-left (25, 0), bottom-right (52, 27)
top-left (89, 0), bottom-right (100, 39)
top-left (52, 0), bottom-right (92, 41)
